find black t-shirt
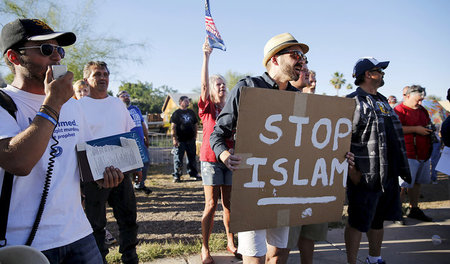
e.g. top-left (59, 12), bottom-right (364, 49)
top-left (373, 94), bottom-right (402, 178)
top-left (170, 109), bottom-right (198, 141)
top-left (442, 116), bottom-right (450, 147)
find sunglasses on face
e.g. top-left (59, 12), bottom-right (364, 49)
top-left (369, 68), bottom-right (384, 74)
top-left (277, 50), bottom-right (307, 61)
top-left (19, 44), bottom-right (65, 58)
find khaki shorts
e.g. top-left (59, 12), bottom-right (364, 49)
top-left (287, 223), bottom-right (328, 249)
top-left (237, 227), bottom-right (289, 257)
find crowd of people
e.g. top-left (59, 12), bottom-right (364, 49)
top-left (0, 18), bottom-right (448, 264)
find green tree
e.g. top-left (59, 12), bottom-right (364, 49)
top-left (191, 86), bottom-right (201, 94)
top-left (346, 83), bottom-right (353, 90)
top-left (0, 73), bottom-right (6, 87)
top-left (0, 0), bottom-right (144, 82)
top-left (118, 81), bottom-right (177, 114)
top-left (3, 73), bottom-right (13, 84)
top-left (224, 70), bottom-right (250, 91)
top-left (330, 72), bottom-right (346, 96)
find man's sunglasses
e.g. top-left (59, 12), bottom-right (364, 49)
top-left (369, 68), bottom-right (384, 74)
top-left (19, 44), bottom-right (65, 58)
top-left (277, 50), bottom-right (307, 61)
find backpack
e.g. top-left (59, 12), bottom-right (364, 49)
top-left (0, 89), bottom-right (17, 119)
top-left (0, 89), bottom-right (17, 247)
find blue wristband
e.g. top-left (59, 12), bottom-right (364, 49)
top-left (36, 111), bottom-right (57, 126)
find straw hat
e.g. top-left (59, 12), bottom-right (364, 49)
top-left (262, 33), bottom-right (309, 67)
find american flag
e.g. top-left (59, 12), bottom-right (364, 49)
top-left (205, 0), bottom-right (226, 51)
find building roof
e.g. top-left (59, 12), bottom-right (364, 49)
top-left (161, 93), bottom-right (200, 112)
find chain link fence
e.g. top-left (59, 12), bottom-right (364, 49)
top-left (148, 133), bottom-right (173, 165)
top-left (148, 131), bottom-right (203, 165)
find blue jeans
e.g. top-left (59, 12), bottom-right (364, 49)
top-left (42, 234), bottom-right (102, 264)
top-left (173, 138), bottom-right (198, 178)
top-left (137, 161), bottom-right (150, 188)
top-left (430, 142), bottom-right (441, 181)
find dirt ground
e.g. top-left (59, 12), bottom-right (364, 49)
top-left (106, 165), bottom-right (207, 245)
top-left (105, 166), bottom-right (450, 245)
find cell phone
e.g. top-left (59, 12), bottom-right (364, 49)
top-left (51, 65), bottom-right (67, 79)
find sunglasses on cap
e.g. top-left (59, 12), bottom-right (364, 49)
top-left (405, 86), bottom-right (425, 95)
top-left (19, 44), bottom-right (65, 58)
top-left (277, 50), bottom-right (307, 61)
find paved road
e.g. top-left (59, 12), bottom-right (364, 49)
top-left (145, 206), bottom-right (450, 264)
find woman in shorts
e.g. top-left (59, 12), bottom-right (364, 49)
top-left (199, 38), bottom-right (240, 264)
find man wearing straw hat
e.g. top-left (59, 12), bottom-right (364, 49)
top-left (210, 32), bottom-right (308, 263)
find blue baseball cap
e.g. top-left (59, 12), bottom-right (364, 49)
top-left (352, 57), bottom-right (389, 78)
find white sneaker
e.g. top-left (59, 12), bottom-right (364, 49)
top-left (104, 229), bottom-right (117, 245)
top-left (365, 257), bottom-right (386, 264)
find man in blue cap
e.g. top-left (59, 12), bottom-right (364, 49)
top-left (345, 57), bottom-right (411, 264)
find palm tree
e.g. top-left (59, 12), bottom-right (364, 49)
top-left (330, 72), bottom-right (346, 96)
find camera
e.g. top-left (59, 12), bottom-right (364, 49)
top-left (426, 123), bottom-right (436, 131)
top-left (426, 123), bottom-right (439, 143)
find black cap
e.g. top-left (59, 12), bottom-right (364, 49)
top-left (1, 18), bottom-right (76, 55)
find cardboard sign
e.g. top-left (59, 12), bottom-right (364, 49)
top-left (230, 87), bottom-right (356, 233)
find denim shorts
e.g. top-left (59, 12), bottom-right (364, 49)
top-left (399, 159), bottom-right (431, 188)
top-left (201, 161), bottom-right (232, 186)
top-left (347, 176), bottom-right (402, 232)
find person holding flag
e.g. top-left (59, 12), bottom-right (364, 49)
top-left (199, 37), bottom-right (240, 264)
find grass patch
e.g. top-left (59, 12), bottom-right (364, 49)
top-left (105, 233), bottom-right (227, 263)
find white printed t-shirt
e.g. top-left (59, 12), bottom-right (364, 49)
top-left (77, 96), bottom-right (135, 139)
top-left (0, 85), bottom-right (93, 251)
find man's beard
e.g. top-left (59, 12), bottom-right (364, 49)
top-left (19, 56), bottom-right (47, 83)
top-left (280, 62), bottom-right (299, 81)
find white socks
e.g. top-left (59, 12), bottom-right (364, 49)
top-left (367, 255), bottom-right (382, 263)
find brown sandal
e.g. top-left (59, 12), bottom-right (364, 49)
top-left (227, 246), bottom-right (243, 260)
top-left (201, 255), bottom-right (215, 264)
